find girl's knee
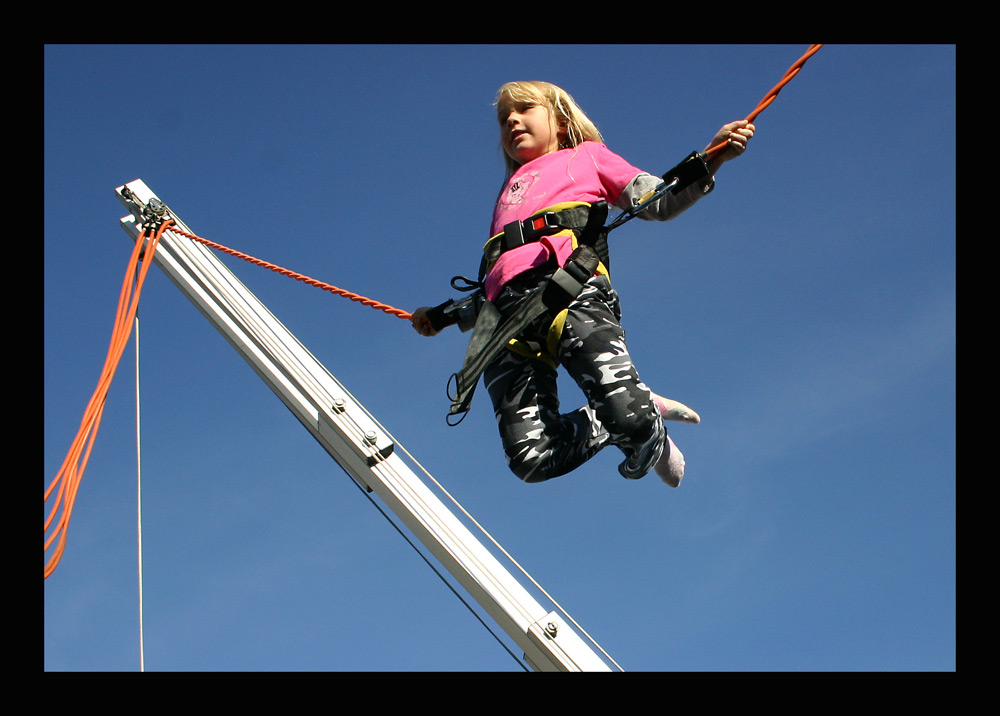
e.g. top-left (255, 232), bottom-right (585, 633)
top-left (505, 448), bottom-right (556, 483)
top-left (505, 442), bottom-right (575, 483)
top-left (511, 463), bottom-right (552, 483)
top-left (600, 396), bottom-right (660, 443)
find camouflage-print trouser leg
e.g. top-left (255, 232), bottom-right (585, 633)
top-left (483, 273), bottom-right (665, 483)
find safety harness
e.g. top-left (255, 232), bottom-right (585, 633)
top-left (431, 150), bottom-right (710, 424)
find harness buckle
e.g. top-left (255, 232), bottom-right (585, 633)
top-left (502, 212), bottom-right (562, 252)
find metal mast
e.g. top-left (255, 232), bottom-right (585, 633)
top-left (116, 179), bottom-right (615, 672)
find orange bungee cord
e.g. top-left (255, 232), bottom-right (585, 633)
top-left (168, 225), bottom-right (412, 320)
top-left (607, 44), bottom-right (823, 232)
top-left (44, 219), bottom-right (169, 579)
top-left (704, 43), bottom-right (823, 158)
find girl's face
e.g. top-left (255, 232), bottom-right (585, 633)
top-left (499, 99), bottom-right (566, 166)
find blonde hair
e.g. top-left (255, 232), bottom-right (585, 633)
top-left (494, 81), bottom-right (604, 176)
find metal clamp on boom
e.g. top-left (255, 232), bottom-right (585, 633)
top-left (121, 184), bottom-right (172, 233)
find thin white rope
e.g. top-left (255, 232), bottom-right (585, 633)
top-left (135, 315), bottom-right (145, 672)
top-left (367, 413), bottom-right (624, 672)
top-left (328, 383), bottom-right (620, 669)
top-left (402, 444), bottom-right (623, 671)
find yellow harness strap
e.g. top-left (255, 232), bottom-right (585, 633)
top-left (484, 203), bottom-right (610, 367)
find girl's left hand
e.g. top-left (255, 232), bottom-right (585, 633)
top-left (411, 306), bottom-right (441, 337)
top-left (706, 120), bottom-right (755, 162)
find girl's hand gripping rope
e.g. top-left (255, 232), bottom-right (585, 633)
top-left (703, 120), bottom-right (755, 169)
top-left (411, 306), bottom-right (442, 337)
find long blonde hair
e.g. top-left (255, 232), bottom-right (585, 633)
top-left (494, 81), bottom-right (604, 177)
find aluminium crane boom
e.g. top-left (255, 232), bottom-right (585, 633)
top-left (115, 179), bottom-right (616, 672)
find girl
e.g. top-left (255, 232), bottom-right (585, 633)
top-left (412, 81), bottom-right (753, 487)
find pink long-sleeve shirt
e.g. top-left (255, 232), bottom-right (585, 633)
top-left (484, 141), bottom-right (710, 301)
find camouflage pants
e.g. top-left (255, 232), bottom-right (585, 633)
top-left (484, 271), bottom-right (665, 482)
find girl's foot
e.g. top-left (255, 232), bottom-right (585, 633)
top-left (651, 393), bottom-right (701, 424)
top-left (654, 434), bottom-right (685, 487)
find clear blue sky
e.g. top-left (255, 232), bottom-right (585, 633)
top-left (44, 44), bottom-right (955, 672)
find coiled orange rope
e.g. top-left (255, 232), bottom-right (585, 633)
top-left (43, 217), bottom-right (413, 579)
top-left (44, 220), bottom-right (169, 579)
top-left (704, 43), bottom-right (823, 158)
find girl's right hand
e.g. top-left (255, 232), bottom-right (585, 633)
top-left (411, 307), bottom-right (441, 337)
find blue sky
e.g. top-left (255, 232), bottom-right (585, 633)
top-left (44, 44), bottom-right (955, 672)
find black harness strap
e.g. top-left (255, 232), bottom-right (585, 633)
top-left (447, 202), bottom-right (608, 423)
top-left (481, 204), bottom-right (608, 280)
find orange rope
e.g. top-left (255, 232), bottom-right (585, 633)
top-left (44, 217), bottom-right (411, 579)
top-left (167, 225), bottom-right (412, 321)
top-left (704, 44), bottom-right (823, 158)
top-left (44, 220), bottom-right (169, 579)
